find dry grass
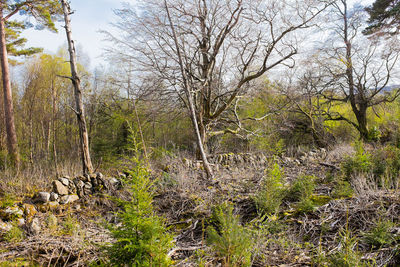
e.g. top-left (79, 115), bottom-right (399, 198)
top-left (0, 160), bottom-right (82, 198)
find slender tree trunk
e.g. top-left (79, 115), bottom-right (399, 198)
top-left (164, 0), bottom-right (213, 179)
top-left (0, 5), bottom-right (19, 168)
top-left (61, 0), bottom-right (94, 175)
top-left (51, 80), bottom-right (59, 176)
top-left (29, 113), bottom-right (33, 165)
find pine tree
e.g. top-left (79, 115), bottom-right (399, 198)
top-left (0, 1), bottom-right (62, 167)
top-left (364, 0), bottom-right (400, 35)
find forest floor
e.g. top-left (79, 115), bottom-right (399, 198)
top-left (1, 144), bottom-right (400, 266)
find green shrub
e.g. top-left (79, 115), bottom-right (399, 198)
top-left (4, 225), bottom-right (24, 243)
top-left (367, 126), bottom-right (381, 142)
top-left (296, 198), bottom-right (316, 214)
top-left (61, 215), bottom-right (80, 236)
top-left (342, 141), bottom-right (372, 179)
top-left (328, 228), bottom-right (366, 267)
top-left (287, 175), bottom-right (316, 202)
top-left (363, 219), bottom-right (396, 248)
top-left (254, 162), bottom-right (286, 214)
top-left (106, 134), bottom-right (174, 266)
top-left (332, 180), bottom-right (353, 199)
top-left (0, 193), bottom-right (17, 209)
top-left (207, 204), bottom-right (253, 267)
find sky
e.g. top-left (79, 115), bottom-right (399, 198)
top-left (21, 0), bottom-right (132, 69)
top-left (18, 0), bottom-right (374, 70)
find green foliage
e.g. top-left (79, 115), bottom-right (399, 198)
top-left (254, 162), bottom-right (286, 214)
top-left (0, 193), bottom-right (17, 209)
top-left (328, 227), bottom-right (366, 267)
top-left (332, 180), bottom-right (353, 199)
top-left (363, 219), bottom-right (396, 248)
top-left (207, 204), bottom-right (253, 267)
top-left (342, 142), bottom-right (372, 179)
top-left (341, 143), bottom-right (400, 189)
top-left (365, 0), bottom-right (400, 35)
top-left (367, 126), bottom-right (381, 142)
top-left (106, 133), bottom-right (173, 266)
top-left (287, 175), bottom-right (316, 202)
top-left (0, 259), bottom-right (39, 267)
top-left (46, 213), bottom-right (58, 233)
top-left (371, 145), bottom-right (400, 187)
top-left (285, 175), bottom-right (318, 214)
top-left (4, 224), bottom-right (24, 243)
top-left (61, 215), bottom-right (80, 236)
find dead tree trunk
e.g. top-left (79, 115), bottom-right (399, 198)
top-left (0, 5), bottom-right (19, 168)
top-left (61, 0), bottom-right (94, 175)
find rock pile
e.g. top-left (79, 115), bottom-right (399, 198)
top-left (35, 172), bottom-right (120, 206)
top-left (0, 172), bottom-right (121, 236)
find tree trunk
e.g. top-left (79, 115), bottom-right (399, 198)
top-left (0, 5), bottom-right (19, 168)
top-left (355, 105), bottom-right (369, 141)
top-left (51, 80), bottom-right (59, 176)
top-left (61, 0), bottom-right (94, 175)
top-left (164, 0), bottom-right (213, 179)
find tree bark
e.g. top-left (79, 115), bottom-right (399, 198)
top-left (343, 0), bottom-right (369, 142)
top-left (0, 5), bottom-right (19, 167)
top-left (61, 0), bottom-right (94, 175)
top-left (164, 0), bottom-right (213, 179)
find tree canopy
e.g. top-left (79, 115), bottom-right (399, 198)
top-left (365, 0), bottom-right (400, 35)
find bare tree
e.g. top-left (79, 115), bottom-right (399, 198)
top-left (312, 0), bottom-right (400, 141)
top-left (61, 0), bottom-right (94, 175)
top-left (105, 0), bottom-right (330, 177)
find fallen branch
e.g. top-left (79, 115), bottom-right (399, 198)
top-left (319, 162), bottom-right (340, 171)
top-left (167, 246), bottom-right (204, 258)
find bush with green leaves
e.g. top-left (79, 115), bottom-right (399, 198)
top-left (4, 224), bottom-right (24, 243)
top-left (207, 204), bottom-right (254, 267)
top-left (286, 175), bottom-right (318, 214)
top-left (254, 162), bottom-right (286, 214)
top-left (332, 180), bottom-right (353, 199)
top-left (342, 141), bottom-right (372, 180)
top-left (287, 175), bottom-right (316, 202)
top-left (363, 219), bottom-right (396, 248)
top-left (106, 133), bottom-right (174, 266)
top-left (328, 227), bottom-right (366, 267)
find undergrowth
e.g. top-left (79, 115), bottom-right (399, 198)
top-left (105, 131), bottom-right (174, 266)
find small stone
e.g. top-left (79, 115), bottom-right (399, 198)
top-left (59, 195), bottom-right (79, 205)
top-left (53, 180), bottom-right (69, 195)
top-left (84, 182), bottom-right (93, 195)
top-left (58, 177), bottom-right (70, 186)
top-left (29, 218), bottom-right (41, 235)
top-left (47, 201), bottom-right (59, 208)
top-left (4, 206), bottom-right (23, 219)
top-left (0, 220), bottom-right (12, 232)
top-left (68, 181), bottom-right (77, 194)
top-left (36, 192), bottom-right (50, 203)
top-left (22, 204), bottom-right (37, 223)
top-left (80, 174), bottom-right (90, 183)
top-left (110, 178), bottom-right (121, 188)
top-left (37, 201), bottom-right (59, 213)
top-left (74, 179), bottom-right (85, 188)
top-left (50, 192), bottom-right (59, 201)
top-left (90, 176), bottom-right (98, 187)
top-left (17, 218), bottom-right (25, 227)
